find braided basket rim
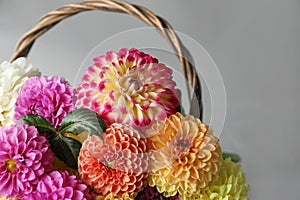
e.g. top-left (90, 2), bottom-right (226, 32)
top-left (11, 0), bottom-right (203, 119)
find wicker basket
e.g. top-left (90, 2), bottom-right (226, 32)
top-left (1, 1), bottom-right (249, 199)
top-left (11, 0), bottom-right (203, 121)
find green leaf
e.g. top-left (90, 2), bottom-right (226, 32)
top-left (50, 108), bottom-right (106, 169)
top-left (48, 133), bottom-right (82, 169)
top-left (58, 108), bottom-right (106, 138)
top-left (176, 105), bottom-right (184, 114)
top-left (17, 109), bottom-right (106, 169)
top-left (222, 152), bottom-right (241, 163)
top-left (18, 114), bottom-right (56, 134)
top-left (175, 89), bottom-right (185, 115)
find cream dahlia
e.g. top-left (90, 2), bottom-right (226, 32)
top-left (193, 158), bottom-right (249, 200)
top-left (78, 123), bottom-right (149, 198)
top-left (14, 76), bottom-right (74, 129)
top-left (75, 48), bottom-right (179, 128)
top-left (0, 58), bottom-right (40, 127)
top-left (0, 124), bottom-right (54, 199)
top-left (22, 170), bottom-right (93, 200)
top-left (147, 113), bottom-right (222, 198)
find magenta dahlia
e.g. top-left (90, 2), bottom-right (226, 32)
top-left (75, 48), bottom-right (179, 128)
top-left (0, 124), bottom-right (54, 198)
top-left (22, 170), bottom-right (93, 200)
top-left (14, 76), bottom-right (73, 128)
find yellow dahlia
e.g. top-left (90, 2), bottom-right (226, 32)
top-left (75, 48), bottom-right (179, 128)
top-left (147, 113), bottom-right (222, 198)
top-left (78, 123), bottom-right (149, 198)
top-left (193, 158), bottom-right (249, 200)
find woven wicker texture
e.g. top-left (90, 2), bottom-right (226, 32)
top-left (11, 0), bottom-right (203, 119)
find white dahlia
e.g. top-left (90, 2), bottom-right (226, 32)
top-left (0, 58), bottom-right (40, 127)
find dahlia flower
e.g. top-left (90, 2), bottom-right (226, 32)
top-left (14, 76), bottom-right (73, 128)
top-left (193, 158), bottom-right (249, 200)
top-left (75, 48), bottom-right (179, 128)
top-left (136, 186), bottom-right (162, 200)
top-left (147, 113), bottom-right (222, 198)
top-left (0, 58), bottom-right (40, 127)
top-left (136, 186), bottom-right (179, 200)
top-left (169, 195), bottom-right (180, 200)
top-left (95, 193), bottom-right (135, 200)
top-left (0, 197), bottom-right (15, 200)
top-left (0, 124), bottom-right (54, 198)
top-left (22, 170), bottom-right (93, 200)
top-left (78, 123), bottom-right (149, 198)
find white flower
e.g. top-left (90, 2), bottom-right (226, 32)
top-left (0, 58), bottom-right (40, 127)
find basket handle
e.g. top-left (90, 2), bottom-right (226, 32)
top-left (11, 0), bottom-right (203, 120)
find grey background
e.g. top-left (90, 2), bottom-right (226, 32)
top-left (1, 0), bottom-right (299, 199)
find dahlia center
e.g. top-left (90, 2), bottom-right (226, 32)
top-left (6, 159), bottom-right (17, 172)
top-left (173, 137), bottom-right (193, 156)
top-left (103, 156), bottom-right (115, 169)
top-left (119, 73), bottom-right (143, 94)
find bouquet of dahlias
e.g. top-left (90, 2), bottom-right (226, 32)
top-left (0, 48), bottom-right (249, 200)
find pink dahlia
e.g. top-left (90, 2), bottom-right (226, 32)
top-left (78, 123), bottom-right (149, 198)
top-left (14, 76), bottom-right (73, 129)
top-left (75, 48), bottom-right (179, 128)
top-left (0, 124), bottom-right (54, 198)
top-left (22, 170), bottom-right (93, 200)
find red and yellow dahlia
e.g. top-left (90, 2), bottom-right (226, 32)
top-left (78, 123), bottom-right (149, 199)
top-left (75, 48), bottom-right (179, 128)
top-left (147, 113), bottom-right (222, 198)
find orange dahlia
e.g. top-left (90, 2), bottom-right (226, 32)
top-left (78, 123), bottom-right (149, 198)
top-left (147, 113), bottom-right (222, 198)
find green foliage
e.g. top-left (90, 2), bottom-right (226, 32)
top-left (18, 108), bottom-right (106, 169)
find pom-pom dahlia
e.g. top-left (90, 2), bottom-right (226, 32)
top-left (147, 113), bottom-right (222, 198)
top-left (0, 58), bottom-right (40, 127)
top-left (75, 48), bottom-right (179, 128)
top-left (0, 124), bottom-right (54, 198)
top-left (193, 158), bottom-right (249, 200)
top-left (14, 76), bottom-right (73, 128)
top-left (78, 123), bottom-right (149, 198)
top-left (22, 170), bottom-right (93, 200)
